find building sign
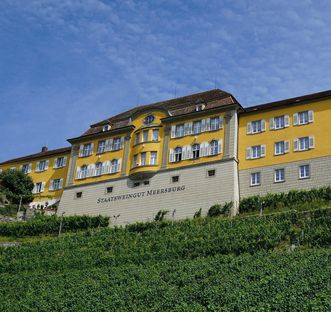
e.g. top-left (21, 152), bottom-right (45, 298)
top-left (97, 185), bottom-right (185, 204)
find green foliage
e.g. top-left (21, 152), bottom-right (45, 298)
top-left (0, 169), bottom-right (34, 204)
top-left (154, 209), bottom-right (169, 221)
top-left (0, 208), bottom-right (330, 310)
top-left (207, 201), bottom-right (233, 217)
top-left (0, 215), bottom-right (109, 237)
top-left (0, 204), bottom-right (19, 217)
top-left (239, 185), bottom-right (331, 213)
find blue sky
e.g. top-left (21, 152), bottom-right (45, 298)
top-left (1, 0), bottom-right (331, 162)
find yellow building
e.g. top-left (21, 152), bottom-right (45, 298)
top-left (0, 147), bottom-right (71, 208)
top-left (1, 89), bottom-right (331, 223)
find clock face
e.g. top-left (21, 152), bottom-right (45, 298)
top-left (144, 115), bottom-right (155, 124)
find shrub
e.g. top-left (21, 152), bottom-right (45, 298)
top-left (208, 202), bottom-right (233, 217)
top-left (154, 210), bottom-right (169, 221)
top-left (239, 185), bottom-right (331, 213)
top-left (193, 208), bottom-right (202, 218)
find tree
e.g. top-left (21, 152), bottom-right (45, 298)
top-left (0, 169), bottom-right (34, 204)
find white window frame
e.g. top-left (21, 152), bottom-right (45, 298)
top-left (35, 182), bottom-right (43, 193)
top-left (299, 137), bottom-right (309, 151)
top-left (174, 147), bottom-right (182, 162)
top-left (150, 151), bottom-right (157, 165)
top-left (142, 130), bottom-right (149, 142)
top-left (193, 120), bottom-right (202, 134)
top-left (38, 160), bottom-right (47, 172)
top-left (298, 111), bottom-right (309, 125)
top-left (250, 172), bottom-right (261, 186)
top-left (210, 140), bottom-right (219, 155)
top-left (274, 141), bottom-right (285, 155)
top-left (299, 165), bottom-right (310, 179)
top-left (274, 116), bottom-right (285, 129)
top-left (192, 144), bottom-right (200, 159)
top-left (175, 124), bottom-right (185, 138)
top-left (95, 162), bottom-right (103, 176)
top-left (52, 179), bottom-right (61, 190)
top-left (210, 117), bottom-right (220, 131)
top-left (135, 133), bottom-right (140, 145)
top-left (140, 152), bottom-right (147, 166)
top-left (113, 137), bottom-right (121, 150)
top-left (152, 129), bottom-right (159, 141)
top-left (274, 169), bottom-right (285, 183)
top-left (97, 140), bottom-right (106, 154)
top-left (111, 159), bottom-right (119, 173)
top-left (21, 164), bottom-right (30, 174)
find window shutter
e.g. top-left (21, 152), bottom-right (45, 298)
top-left (219, 116), bottom-right (224, 129)
top-left (293, 138), bottom-right (299, 151)
top-left (117, 158), bottom-right (122, 172)
top-left (79, 145), bottom-right (84, 157)
top-left (293, 113), bottom-right (298, 126)
top-left (261, 145), bottom-right (266, 157)
top-left (274, 143), bottom-right (277, 155)
top-left (269, 118), bottom-right (275, 130)
top-left (28, 163), bottom-right (32, 173)
top-left (308, 110), bottom-right (314, 123)
top-left (76, 167), bottom-right (81, 179)
top-left (49, 180), bottom-right (54, 191)
top-left (53, 159), bottom-right (57, 168)
top-left (246, 147), bottom-right (251, 159)
top-left (284, 115), bottom-right (290, 127)
top-left (107, 139), bottom-right (113, 151)
top-left (261, 120), bottom-right (266, 132)
top-left (184, 123), bottom-right (190, 136)
top-left (201, 119), bottom-right (206, 132)
top-left (171, 126), bottom-right (176, 138)
top-left (247, 122), bottom-right (252, 134)
top-left (218, 140), bottom-right (223, 154)
top-left (36, 161), bottom-right (40, 172)
top-left (205, 118), bottom-right (211, 131)
top-left (207, 142), bottom-right (212, 156)
top-left (188, 122), bottom-right (193, 135)
top-left (45, 160), bottom-right (49, 170)
top-left (19, 165), bottom-right (23, 171)
top-left (63, 157), bottom-right (67, 167)
top-left (120, 137), bottom-right (124, 149)
top-left (90, 143), bottom-right (94, 155)
top-left (59, 179), bottom-right (63, 189)
top-left (41, 182), bottom-right (45, 192)
top-left (182, 146), bottom-right (187, 160)
top-left (309, 136), bottom-right (315, 149)
top-left (169, 149), bottom-right (174, 162)
top-left (32, 184), bottom-right (36, 194)
top-left (284, 141), bottom-right (290, 153)
top-left (187, 145), bottom-right (193, 159)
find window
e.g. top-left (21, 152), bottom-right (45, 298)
top-left (21, 164), bottom-right (30, 174)
top-left (142, 130), bottom-right (149, 142)
top-left (250, 172), bottom-right (261, 186)
top-left (97, 140), bottom-right (106, 154)
top-left (133, 154), bottom-right (138, 167)
top-left (172, 176), bottom-right (179, 183)
top-left (55, 157), bottom-right (66, 168)
top-left (143, 181), bottom-right (150, 186)
top-left (299, 111), bottom-right (309, 125)
top-left (274, 169), bottom-right (285, 183)
top-left (52, 179), bottom-right (62, 190)
top-left (175, 124), bottom-right (184, 137)
top-left (299, 137), bottom-right (309, 151)
top-left (37, 160), bottom-right (47, 172)
top-left (76, 192), bottom-right (83, 199)
top-left (82, 143), bottom-right (93, 157)
top-left (106, 186), bottom-right (113, 194)
top-left (135, 133), bottom-right (140, 145)
top-left (152, 129), bottom-right (159, 141)
top-left (210, 117), bottom-right (220, 131)
top-left (252, 120), bottom-right (262, 133)
top-left (299, 165), bottom-right (310, 179)
top-left (274, 141), bottom-right (285, 155)
top-left (207, 169), bottom-right (216, 177)
top-left (174, 147), bottom-right (182, 162)
top-left (95, 162), bottom-right (102, 176)
top-left (144, 115), bottom-right (155, 124)
top-left (113, 137), bottom-right (121, 150)
top-left (35, 182), bottom-right (43, 193)
top-left (81, 165), bottom-right (88, 179)
top-left (133, 182), bottom-right (140, 187)
top-left (193, 120), bottom-right (202, 134)
top-left (251, 146), bottom-right (262, 159)
top-left (102, 125), bottom-right (110, 132)
top-left (111, 159), bottom-right (119, 173)
top-left (150, 152), bottom-right (157, 165)
top-left (196, 104), bottom-right (205, 111)
top-left (210, 140), bottom-right (219, 155)
top-left (192, 144), bottom-right (200, 159)
top-left (274, 116), bottom-right (285, 129)
top-left (140, 152), bottom-right (147, 166)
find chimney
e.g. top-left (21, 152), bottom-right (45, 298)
top-left (41, 146), bottom-right (48, 153)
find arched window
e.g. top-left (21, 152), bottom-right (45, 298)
top-left (111, 159), bottom-right (119, 173)
top-left (210, 140), bottom-right (219, 155)
top-left (192, 144), bottom-right (200, 159)
top-left (95, 162), bottom-right (102, 176)
top-left (174, 147), bottom-right (182, 162)
top-left (81, 165), bottom-right (88, 178)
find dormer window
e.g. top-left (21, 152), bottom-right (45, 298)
top-left (102, 124), bottom-right (111, 132)
top-left (196, 104), bottom-right (205, 112)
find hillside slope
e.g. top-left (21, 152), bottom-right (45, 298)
top-left (0, 209), bottom-right (330, 311)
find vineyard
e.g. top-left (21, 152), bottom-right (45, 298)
top-left (0, 208), bottom-right (330, 311)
